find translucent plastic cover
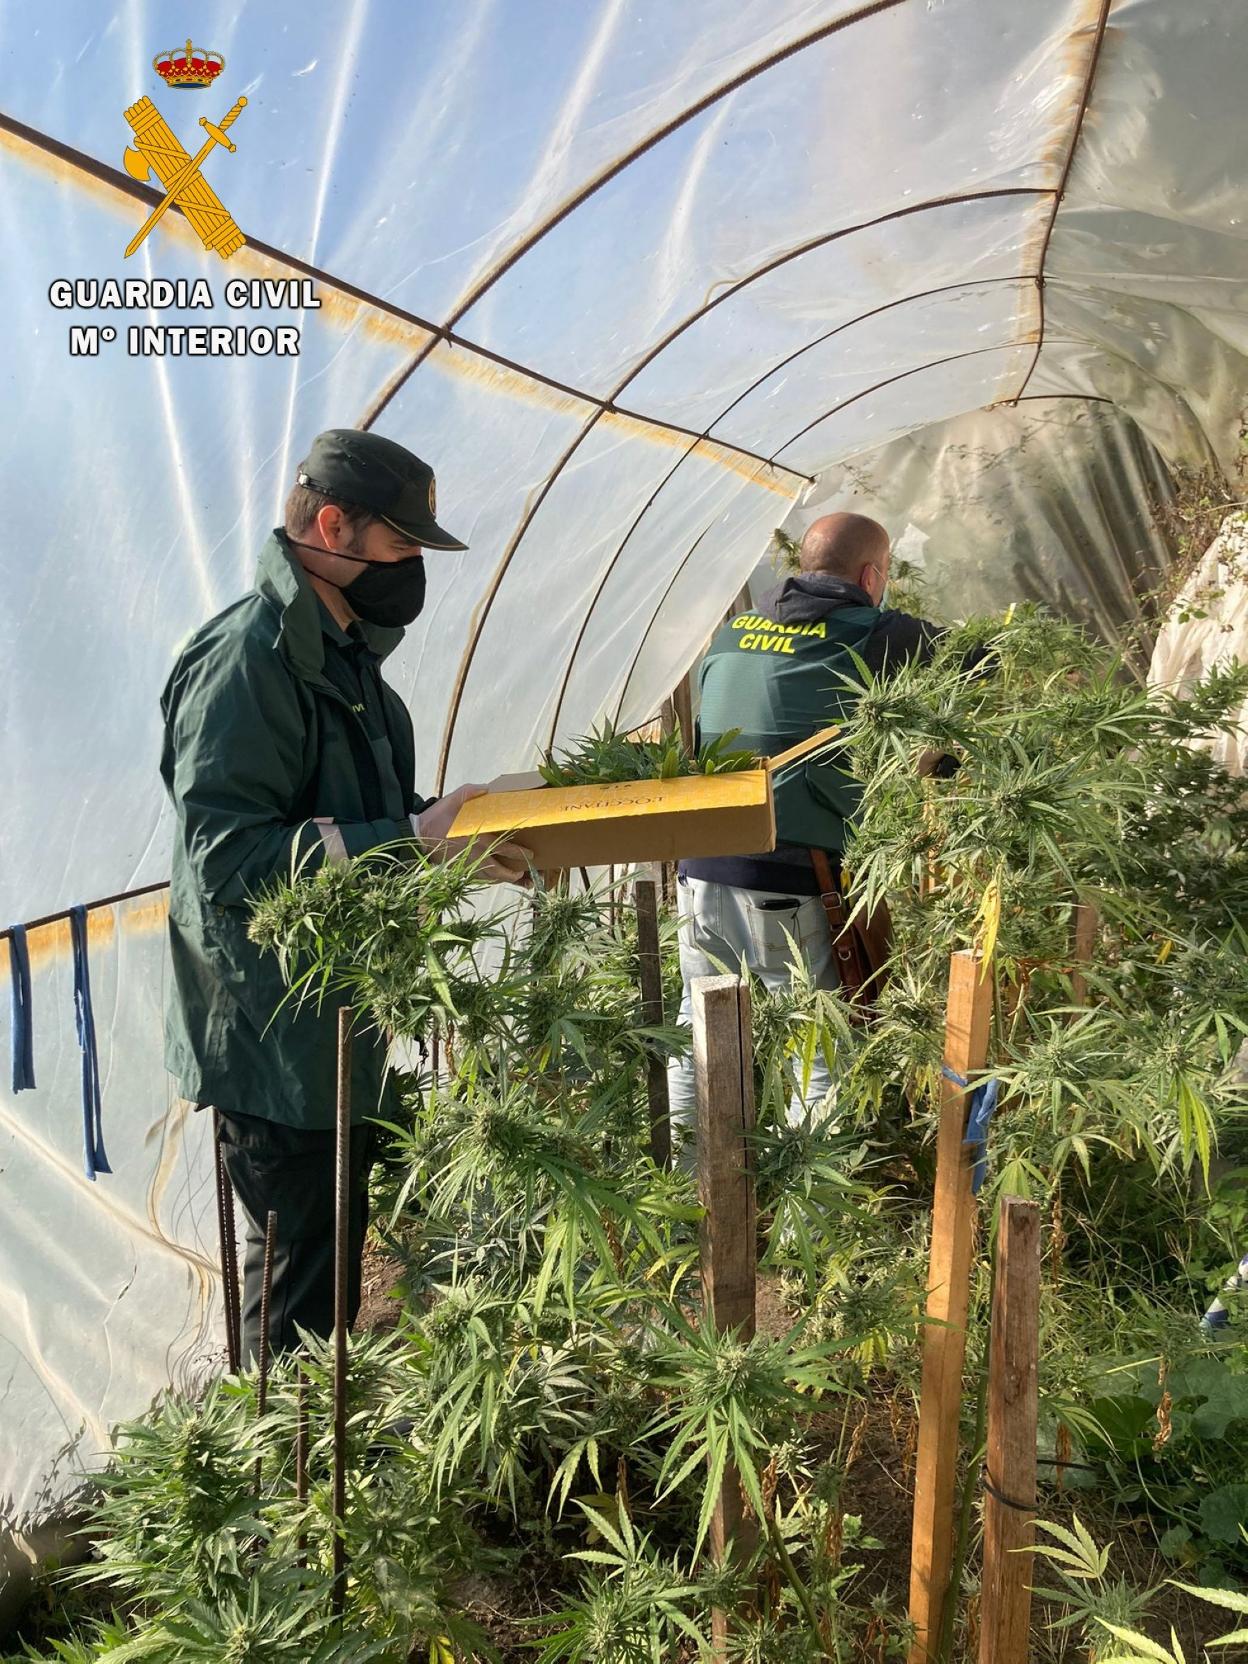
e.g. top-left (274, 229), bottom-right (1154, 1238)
top-left (3, 0), bottom-right (1247, 1535)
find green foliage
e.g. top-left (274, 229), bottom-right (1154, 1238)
top-left (24, 855), bottom-right (929, 1658)
top-left (538, 719), bottom-right (757, 786)
top-left (1145, 427), bottom-right (1247, 635)
top-left (835, 611), bottom-right (1248, 1197)
top-left (1031, 1514), bottom-right (1158, 1664)
top-left (527, 1503), bottom-right (710, 1662)
top-left (1032, 1515), bottom-right (1248, 1662)
top-left (769, 527), bottom-right (802, 576)
top-left (1067, 1353), bottom-right (1248, 1569)
top-left (834, 607), bottom-right (1248, 1584)
top-left (8, 1330), bottom-right (494, 1662)
top-left (22, 602), bottom-right (1248, 1657)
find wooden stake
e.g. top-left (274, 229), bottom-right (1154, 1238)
top-left (1070, 902), bottom-right (1099, 1006)
top-left (635, 876), bottom-right (671, 1169)
top-left (692, 974), bottom-right (757, 1656)
top-left (908, 950), bottom-right (994, 1664)
top-left (672, 671), bottom-right (695, 753)
top-left (979, 1197), bottom-right (1040, 1664)
top-left (661, 861), bottom-right (676, 910)
top-left (332, 1007), bottom-right (352, 1622)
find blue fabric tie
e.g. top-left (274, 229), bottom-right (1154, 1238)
top-left (943, 1064), bottom-right (1000, 1196)
top-left (69, 906), bottom-right (111, 1179)
top-left (7, 925), bottom-right (36, 1092)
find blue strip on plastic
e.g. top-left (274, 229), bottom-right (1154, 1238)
top-left (942, 1063), bottom-right (999, 1195)
top-left (8, 925), bottom-right (36, 1092)
top-left (69, 906), bottom-right (111, 1180)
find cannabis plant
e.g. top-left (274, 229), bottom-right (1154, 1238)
top-left (538, 718), bottom-right (757, 786)
top-left (1031, 1514), bottom-right (1248, 1662)
top-left (30, 602), bottom-right (1248, 1659)
top-left (36, 1330), bottom-right (495, 1663)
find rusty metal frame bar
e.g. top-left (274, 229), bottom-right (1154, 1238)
top-left (610, 350), bottom-right (1106, 733)
top-left (612, 524), bottom-right (717, 727)
top-left (0, 0), bottom-right (1117, 912)
top-left (1011, 0), bottom-right (1114, 403)
top-left (433, 185), bottom-right (1049, 786)
top-left (0, 880), bottom-right (169, 942)
top-left (770, 340), bottom-right (1040, 463)
top-left (358, 0), bottom-right (910, 428)
top-left (545, 443), bottom-right (706, 749)
top-left (331, 1007), bottom-right (353, 1620)
top-left (1, 110), bottom-right (1057, 804)
top-left (587, 190), bottom-right (1048, 419)
top-left (0, 109), bottom-right (793, 483)
top-left (544, 272), bottom-right (1038, 746)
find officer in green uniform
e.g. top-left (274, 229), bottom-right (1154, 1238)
top-left (160, 430), bottom-right (528, 1364)
top-left (667, 512), bottom-right (943, 1149)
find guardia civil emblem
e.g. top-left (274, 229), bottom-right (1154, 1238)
top-left (121, 41), bottom-right (246, 260)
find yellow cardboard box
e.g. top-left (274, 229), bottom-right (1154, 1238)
top-left (449, 768), bottom-right (777, 870)
top-left (447, 726), bottom-right (846, 870)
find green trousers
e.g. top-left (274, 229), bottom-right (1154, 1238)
top-left (215, 1109), bottom-right (379, 1367)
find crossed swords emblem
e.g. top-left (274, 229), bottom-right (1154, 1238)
top-left (122, 95), bottom-right (247, 259)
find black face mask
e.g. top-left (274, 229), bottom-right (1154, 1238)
top-left (290, 539), bottom-right (426, 627)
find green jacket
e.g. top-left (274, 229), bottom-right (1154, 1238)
top-left (697, 575), bottom-right (943, 854)
top-left (160, 531), bottom-right (428, 1127)
top-left (699, 602), bottom-right (882, 851)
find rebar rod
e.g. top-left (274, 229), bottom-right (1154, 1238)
top-left (332, 1007), bottom-right (353, 1621)
top-left (222, 1176), bottom-right (242, 1369)
top-left (212, 1108), bottom-right (241, 1374)
top-left (254, 1209), bottom-right (277, 1496)
top-left (295, 1365), bottom-right (309, 1566)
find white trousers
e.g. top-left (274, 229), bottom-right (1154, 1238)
top-left (666, 876), bottom-right (839, 1165)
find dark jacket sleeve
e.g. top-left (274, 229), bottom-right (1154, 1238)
top-left (869, 609), bottom-right (943, 671)
top-left (162, 634), bottom-right (414, 908)
top-left (872, 609), bottom-right (991, 677)
top-left (868, 610), bottom-right (979, 779)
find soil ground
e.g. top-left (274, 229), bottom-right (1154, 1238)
top-left (7, 1253), bottom-right (1230, 1661)
top-left (354, 1254), bottom-right (1232, 1661)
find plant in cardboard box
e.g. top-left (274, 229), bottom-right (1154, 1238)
top-left (537, 720), bottom-right (757, 787)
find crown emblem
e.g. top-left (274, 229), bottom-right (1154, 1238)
top-left (153, 39), bottom-right (225, 90)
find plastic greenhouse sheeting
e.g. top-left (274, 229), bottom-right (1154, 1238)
top-left (777, 397), bottom-right (1177, 667)
top-left (2, 0), bottom-right (1247, 1547)
top-left (1149, 513), bottom-right (1248, 774)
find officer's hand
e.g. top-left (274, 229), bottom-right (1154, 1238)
top-left (411, 784), bottom-right (533, 886)
top-left (917, 747), bottom-right (962, 780)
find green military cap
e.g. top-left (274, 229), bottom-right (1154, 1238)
top-left (296, 429), bottom-right (468, 551)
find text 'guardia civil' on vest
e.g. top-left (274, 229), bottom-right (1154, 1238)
top-left (731, 614), bottom-right (828, 639)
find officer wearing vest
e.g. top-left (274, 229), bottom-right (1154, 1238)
top-left (666, 512), bottom-right (941, 1152)
top-left (161, 429), bottom-right (530, 1364)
